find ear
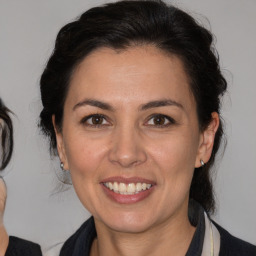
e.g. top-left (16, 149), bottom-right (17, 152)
top-left (195, 112), bottom-right (219, 168)
top-left (52, 115), bottom-right (69, 170)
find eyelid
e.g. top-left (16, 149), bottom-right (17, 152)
top-left (80, 114), bottom-right (111, 127)
top-left (79, 113), bottom-right (176, 128)
top-left (144, 114), bottom-right (176, 127)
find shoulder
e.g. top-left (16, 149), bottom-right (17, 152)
top-left (5, 236), bottom-right (42, 256)
top-left (213, 222), bottom-right (256, 256)
top-left (60, 216), bottom-right (96, 256)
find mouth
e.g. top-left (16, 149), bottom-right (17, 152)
top-left (100, 177), bottom-right (155, 204)
top-left (103, 182), bottom-right (152, 195)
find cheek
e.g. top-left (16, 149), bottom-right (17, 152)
top-left (64, 135), bottom-right (108, 212)
top-left (148, 134), bottom-right (198, 169)
top-left (64, 133), bottom-right (107, 178)
top-left (146, 132), bottom-right (199, 191)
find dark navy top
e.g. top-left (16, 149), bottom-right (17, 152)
top-left (60, 202), bottom-right (256, 256)
top-left (5, 236), bottom-right (42, 256)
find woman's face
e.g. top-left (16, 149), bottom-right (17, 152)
top-left (55, 46), bottom-right (217, 233)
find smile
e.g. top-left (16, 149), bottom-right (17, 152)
top-left (103, 182), bottom-right (152, 195)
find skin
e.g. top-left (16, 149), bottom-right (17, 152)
top-left (0, 178), bottom-right (9, 256)
top-left (54, 45), bottom-right (219, 256)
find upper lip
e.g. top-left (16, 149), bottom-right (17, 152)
top-left (100, 176), bottom-right (156, 185)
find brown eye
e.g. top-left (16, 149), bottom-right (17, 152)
top-left (91, 116), bottom-right (104, 125)
top-left (153, 116), bottom-right (166, 125)
top-left (146, 114), bottom-right (175, 127)
top-left (81, 114), bottom-right (109, 127)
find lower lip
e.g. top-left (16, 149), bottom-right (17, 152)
top-left (101, 184), bottom-right (154, 204)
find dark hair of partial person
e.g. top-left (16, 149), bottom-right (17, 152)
top-left (39, 0), bottom-right (227, 213)
top-left (0, 98), bottom-right (14, 171)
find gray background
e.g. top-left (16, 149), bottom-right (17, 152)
top-left (1, 0), bottom-right (255, 253)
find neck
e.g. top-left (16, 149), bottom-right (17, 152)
top-left (91, 210), bottom-right (195, 256)
top-left (0, 224), bottom-right (9, 256)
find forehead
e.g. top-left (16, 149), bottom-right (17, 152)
top-left (67, 46), bottom-right (195, 110)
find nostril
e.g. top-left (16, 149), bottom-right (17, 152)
top-left (109, 148), bottom-right (147, 167)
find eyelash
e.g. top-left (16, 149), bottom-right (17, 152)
top-left (145, 114), bottom-right (176, 128)
top-left (80, 114), bottom-right (176, 128)
top-left (80, 114), bottom-right (110, 127)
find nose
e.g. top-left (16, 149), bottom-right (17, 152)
top-left (108, 125), bottom-right (147, 168)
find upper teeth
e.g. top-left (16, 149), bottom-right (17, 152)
top-left (104, 182), bottom-right (152, 194)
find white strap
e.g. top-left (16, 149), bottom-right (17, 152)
top-left (201, 212), bottom-right (220, 256)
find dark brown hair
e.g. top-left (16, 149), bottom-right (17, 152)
top-left (0, 98), bottom-right (13, 170)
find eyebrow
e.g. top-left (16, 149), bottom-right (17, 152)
top-left (139, 99), bottom-right (184, 111)
top-left (73, 99), bottom-right (114, 111)
top-left (73, 98), bottom-right (183, 111)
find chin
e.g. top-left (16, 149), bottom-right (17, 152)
top-left (97, 211), bottom-right (157, 233)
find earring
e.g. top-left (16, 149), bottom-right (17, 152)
top-left (200, 159), bottom-right (205, 167)
top-left (58, 161), bottom-right (72, 185)
top-left (60, 162), bottom-right (65, 171)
